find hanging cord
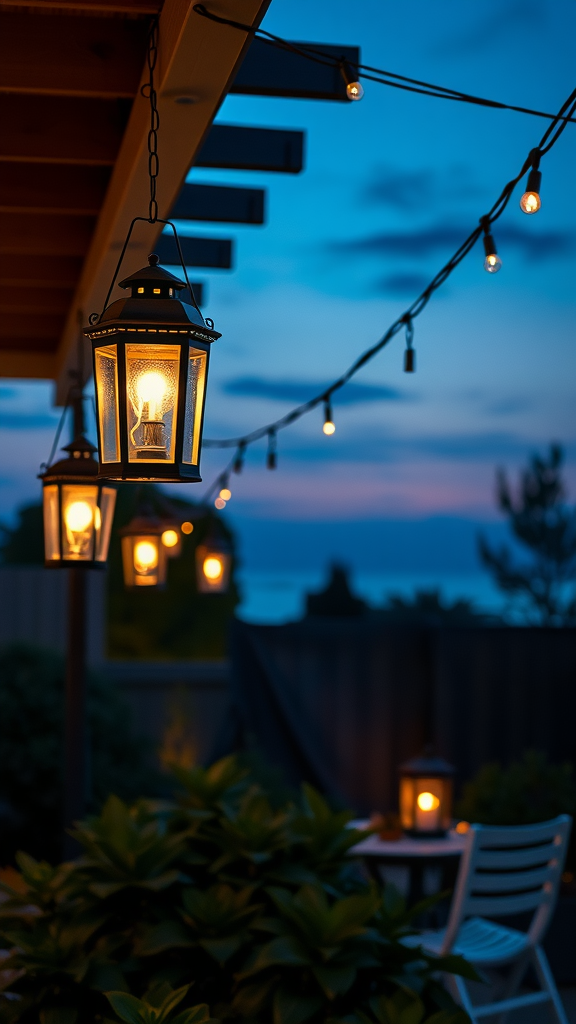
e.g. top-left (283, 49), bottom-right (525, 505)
top-left (193, 5), bottom-right (576, 126)
top-left (201, 82), bottom-right (576, 461)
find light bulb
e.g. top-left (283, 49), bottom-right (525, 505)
top-left (346, 81), bottom-right (364, 101)
top-left (219, 487), bottom-right (232, 501)
top-left (65, 500), bottom-right (93, 533)
top-left (203, 556), bottom-right (223, 581)
top-left (161, 529), bottom-right (179, 549)
top-left (181, 521), bottom-right (194, 535)
top-left (519, 190), bottom-right (541, 214)
top-left (136, 370), bottom-right (168, 421)
top-left (134, 540), bottom-right (158, 573)
top-left (323, 420), bottom-right (336, 435)
top-left (214, 497), bottom-right (226, 510)
top-left (417, 792), bottom-right (440, 812)
top-left (483, 253), bottom-right (502, 274)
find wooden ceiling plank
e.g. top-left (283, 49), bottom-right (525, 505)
top-left (0, 286), bottom-right (75, 314)
top-left (0, 163), bottom-right (111, 215)
top-left (0, 2), bottom-right (161, 14)
top-left (0, 313), bottom-right (65, 339)
top-left (0, 95), bottom-right (131, 164)
top-left (0, 212), bottom-right (96, 256)
top-left (0, 254), bottom-right (84, 287)
top-left (0, 350), bottom-right (56, 379)
top-left (0, 12), bottom-right (149, 99)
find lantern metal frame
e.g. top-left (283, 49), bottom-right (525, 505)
top-left (399, 752), bottom-right (455, 839)
top-left (195, 525), bottom-right (232, 594)
top-left (84, 226), bottom-right (220, 485)
top-left (120, 511), bottom-right (169, 589)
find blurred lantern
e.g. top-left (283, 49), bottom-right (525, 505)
top-left (399, 751), bottom-right (455, 838)
top-left (39, 390), bottom-right (116, 569)
top-left (161, 524), bottom-right (182, 558)
top-left (195, 525), bottom-right (232, 594)
top-left (85, 254), bottom-right (220, 483)
top-left (120, 510), bottom-right (168, 588)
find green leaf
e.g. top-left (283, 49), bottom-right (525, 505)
top-left (427, 953), bottom-right (479, 982)
top-left (105, 992), bottom-right (146, 1024)
top-left (199, 934), bottom-right (244, 966)
top-left (239, 936), bottom-right (310, 977)
top-left (273, 987), bottom-right (324, 1024)
top-left (137, 920), bottom-right (194, 956)
top-left (170, 1006), bottom-right (213, 1024)
top-left (312, 963), bottom-right (356, 998)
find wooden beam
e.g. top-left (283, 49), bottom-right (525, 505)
top-left (0, 1), bottom-right (161, 13)
top-left (0, 313), bottom-right (64, 340)
top-left (0, 254), bottom-right (84, 287)
top-left (231, 39), bottom-right (360, 101)
top-left (0, 12), bottom-right (149, 99)
top-left (155, 233), bottom-right (232, 268)
top-left (0, 349), bottom-right (56, 379)
top-left (0, 286), bottom-right (75, 315)
top-left (171, 182), bottom-right (265, 223)
top-left (0, 213), bottom-right (96, 256)
top-left (54, 0), bottom-right (272, 397)
top-left (0, 94), bottom-right (131, 164)
top-left (0, 164), bottom-right (111, 215)
top-left (196, 124), bottom-right (304, 173)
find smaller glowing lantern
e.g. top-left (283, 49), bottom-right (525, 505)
top-left (120, 512), bottom-right (168, 588)
top-left (161, 524), bottom-right (182, 558)
top-left (399, 751), bottom-right (455, 838)
top-left (195, 527), bottom-right (232, 594)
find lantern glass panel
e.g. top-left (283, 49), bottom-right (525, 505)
top-left (95, 344), bottom-right (120, 463)
top-left (182, 347), bottom-right (207, 465)
top-left (95, 486), bottom-right (117, 562)
top-left (43, 484), bottom-right (60, 561)
top-left (125, 344), bottom-right (180, 463)
top-left (61, 484), bottom-right (98, 561)
top-left (122, 533), bottom-right (166, 587)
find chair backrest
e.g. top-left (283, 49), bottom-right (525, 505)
top-left (442, 815), bottom-right (572, 953)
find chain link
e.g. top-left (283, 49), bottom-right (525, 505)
top-left (142, 20), bottom-right (159, 223)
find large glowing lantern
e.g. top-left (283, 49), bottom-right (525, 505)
top-left (399, 752), bottom-right (455, 838)
top-left (85, 254), bottom-right (220, 483)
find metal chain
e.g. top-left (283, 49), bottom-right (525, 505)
top-left (143, 20), bottom-right (159, 223)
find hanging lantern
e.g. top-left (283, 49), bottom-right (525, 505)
top-left (85, 254), bottom-right (220, 484)
top-left (40, 435), bottom-right (116, 569)
top-left (195, 527), bottom-right (232, 594)
top-left (399, 752), bottom-right (455, 838)
top-left (120, 512), bottom-right (168, 589)
top-left (161, 522), bottom-right (182, 559)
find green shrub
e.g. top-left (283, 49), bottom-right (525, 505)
top-left (0, 757), bottom-right (473, 1024)
top-left (456, 750), bottom-right (576, 826)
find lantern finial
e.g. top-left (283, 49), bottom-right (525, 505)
top-left (148, 252), bottom-right (160, 266)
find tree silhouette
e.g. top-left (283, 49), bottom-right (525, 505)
top-left (478, 444), bottom-right (576, 626)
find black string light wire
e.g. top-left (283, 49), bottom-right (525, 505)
top-left (403, 316), bottom-right (415, 373)
top-left (197, 83), bottom-right (576, 501)
top-left (193, 4), bottom-right (576, 126)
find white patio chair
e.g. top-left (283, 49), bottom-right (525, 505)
top-left (411, 815), bottom-right (572, 1023)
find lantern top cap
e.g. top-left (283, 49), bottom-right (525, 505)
top-left (118, 254), bottom-right (187, 291)
top-left (39, 434), bottom-right (99, 481)
top-left (400, 752), bottom-right (455, 777)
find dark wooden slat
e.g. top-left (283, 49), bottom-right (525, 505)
top-left (0, 254), bottom-right (84, 287)
top-left (171, 183), bottom-right (265, 224)
top-left (0, 285), bottom-right (75, 315)
top-left (196, 124), bottom-right (304, 174)
top-left (0, 94), bottom-right (131, 164)
top-left (0, 163), bottom-right (111, 214)
top-left (231, 39), bottom-right (360, 101)
top-left (0, 337), bottom-right (60, 355)
top-left (155, 235), bottom-right (233, 269)
top-left (0, 1), bottom-right (160, 12)
top-left (0, 13), bottom-right (149, 98)
top-left (0, 212), bottom-right (96, 255)
top-left (0, 312), bottom-right (64, 339)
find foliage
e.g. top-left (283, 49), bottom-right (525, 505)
top-left (456, 750), bottom-right (576, 827)
top-left (0, 486), bottom-right (239, 659)
top-left (0, 645), bottom-right (156, 865)
top-left (478, 444), bottom-right (576, 625)
top-left (0, 756), bottom-right (473, 1024)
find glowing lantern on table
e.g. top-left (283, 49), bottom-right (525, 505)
top-left (120, 513), bottom-right (168, 588)
top-left (195, 529), bottom-right (232, 594)
top-left (84, 254), bottom-right (220, 483)
top-left (399, 752), bottom-right (455, 838)
top-left (40, 435), bottom-right (116, 568)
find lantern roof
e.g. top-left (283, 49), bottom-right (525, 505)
top-left (39, 435), bottom-right (99, 482)
top-left (400, 752), bottom-right (455, 777)
top-left (119, 254), bottom-right (187, 290)
top-left (119, 512), bottom-right (167, 538)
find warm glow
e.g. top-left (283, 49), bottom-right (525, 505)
top-left (203, 556), bottom-right (223, 581)
top-left (346, 81), bottom-right (364, 101)
top-left (134, 540), bottom-right (158, 572)
top-left (417, 792), bottom-right (440, 812)
top-left (65, 500), bottom-right (93, 533)
top-left (323, 421), bottom-right (336, 435)
top-left (483, 253), bottom-right (502, 274)
top-left (161, 529), bottom-right (179, 548)
top-left (519, 190), bottom-right (541, 214)
top-left (214, 497), bottom-right (226, 510)
top-left (181, 521), bottom-right (194, 535)
top-left (219, 488), bottom-right (232, 501)
top-left (136, 370), bottom-right (168, 421)
top-left (455, 821), bottom-right (470, 834)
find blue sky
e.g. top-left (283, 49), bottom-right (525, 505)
top-left (1, 0), bottom-right (575, 579)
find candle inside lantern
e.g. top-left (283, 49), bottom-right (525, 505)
top-left (415, 790), bottom-right (441, 831)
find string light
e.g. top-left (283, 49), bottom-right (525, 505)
top-left (233, 442), bottom-right (246, 474)
top-left (403, 316), bottom-right (415, 372)
top-left (520, 148), bottom-right (542, 214)
top-left (322, 399), bottom-right (336, 434)
top-left (340, 61), bottom-right (364, 101)
top-left (267, 429), bottom-right (277, 470)
top-left (181, 521), bottom-right (194, 535)
top-left (482, 218), bottom-right (502, 274)
top-left (214, 497), bottom-right (226, 510)
top-left (220, 487), bottom-right (232, 501)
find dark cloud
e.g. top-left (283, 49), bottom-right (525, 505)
top-left (0, 412), bottom-right (61, 431)
top-left (221, 377), bottom-right (407, 405)
top-left (0, 387), bottom-right (18, 400)
top-left (484, 396), bottom-right (534, 416)
top-left (373, 272), bottom-right (432, 296)
top-left (363, 164), bottom-right (482, 211)
top-left (430, 0), bottom-right (544, 56)
top-left (327, 222), bottom-right (574, 262)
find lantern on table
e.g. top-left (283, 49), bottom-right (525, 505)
top-left (85, 254), bottom-right (220, 484)
top-left (399, 752), bottom-right (455, 838)
top-left (120, 511), bottom-right (168, 589)
top-left (195, 526), bottom-right (232, 594)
